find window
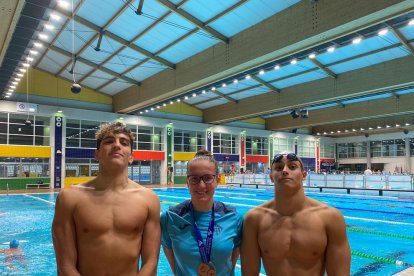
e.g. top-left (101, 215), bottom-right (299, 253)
top-left (298, 140), bottom-right (315, 157)
top-left (320, 142), bottom-right (335, 158)
top-left (246, 136), bottom-right (268, 155)
top-left (0, 157), bottom-right (50, 177)
top-left (137, 126), bottom-right (164, 151)
top-left (213, 133), bottom-right (239, 154)
top-left (174, 130), bottom-right (206, 152)
top-left (272, 137), bottom-right (294, 156)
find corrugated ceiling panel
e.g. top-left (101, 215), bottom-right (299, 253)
top-left (329, 47), bottom-right (409, 74)
top-left (81, 70), bottom-right (115, 89)
top-left (399, 24), bottom-right (414, 39)
top-left (127, 60), bottom-right (166, 82)
top-left (53, 19), bottom-right (96, 53)
top-left (231, 86), bottom-right (271, 100)
top-left (77, 0), bottom-right (126, 27)
top-left (184, 93), bottom-right (217, 104)
top-left (135, 13), bottom-right (194, 53)
top-left (105, 47), bottom-right (148, 74)
top-left (271, 70), bottom-right (327, 89)
top-left (158, 32), bottom-right (218, 63)
top-left (263, 60), bottom-right (315, 82)
top-left (37, 50), bottom-right (71, 74)
top-left (196, 98), bottom-right (228, 109)
top-left (181, 0), bottom-right (238, 23)
top-left (80, 36), bottom-right (123, 65)
top-left (341, 93), bottom-right (392, 105)
top-left (210, 0), bottom-right (300, 37)
top-left (59, 61), bottom-right (94, 82)
top-left (317, 32), bottom-right (399, 65)
top-left (100, 80), bottom-right (133, 96)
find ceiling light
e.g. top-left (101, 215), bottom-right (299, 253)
top-left (378, 28), bottom-right (388, 36)
top-left (22, 63), bottom-right (30, 67)
top-left (177, 99), bottom-right (181, 102)
top-left (245, 75), bottom-right (251, 79)
top-left (26, 57), bottom-right (34, 62)
top-left (368, 127), bottom-right (373, 130)
top-left (33, 42), bottom-right (43, 48)
top-left (259, 70), bottom-right (265, 75)
top-left (222, 83), bottom-right (226, 87)
top-left (5, 95), bottom-right (10, 98)
top-left (8, 89), bottom-right (14, 92)
top-left (409, 19), bottom-right (414, 26)
top-left (233, 79), bottom-right (238, 84)
top-left (360, 128), bottom-right (364, 131)
top-left (327, 46), bottom-right (335, 52)
top-left (308, 53), bottom-right (316, 59)
top-left (6, 92), bottom-right (12, 96)
top-left (38, 33), bottom-right (48, 40)
top-left (290, 59), bottom-right (297, 65)
top-left (14, 78), bottom-right (21, 82)
top-left (19, 68), bottom-right (26, 72)
top-left (337, 130), bottom-right (341, 133)
top-left (151, 107), bottom-right (154, 111)
top-left (16, 73), bottom-right (23, 77)
top-left (29, 50), bottom-right (38, 55)
top-left (184, 96), bottom-right (188, 100)
top-left (211, 87), bottom-right (216, 91)
top-left (11, 81), bottom-right (18, 85)
top-left (50, 13), bottom-right (61, 21)
top-left (377, 126), bottom-right (382, 129)
top-left (170, 101), bottom-right (174, 104)
top-left (139, 111), bottom-right (143, 114)
top-left (44, 24), bottom-right (54, 30)
top-left (345, 130), bottom-right (349, 132)
top-left (352, 129), bottom-right (356, 131)
top-left (57, 1), bottom-right (70, 8)
top-left (192, 93), bottom-right (196, 97)
top-left (156, 106), bottom-right (160, 109)
top-left (10, 85), bottom-right (16, 89)
top-left (163, 103), bottom-right (166, 106)
top-left (405, 123), bottom-right (410, 126)
top-left (323, 132), bottom-right (327, 135)
top-left (202, 90), bottom-right (206, 94)
top-left (352, 37), bottom-right (362, 44)
top-left (145, 110), bottom-right (149, 112)
top-left (396, 124), bottom-right (400, 127)
top-left (386, 125), bottom-right (391, 128)
top-left (316, 132), bottom-right (320, 135)
top-left (274, 65), bottom-right (280, 70)
top-left (330, 131), bottom-right (334, 134)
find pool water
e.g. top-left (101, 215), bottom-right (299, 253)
top-left (0, 187), bottom-right (413, 275)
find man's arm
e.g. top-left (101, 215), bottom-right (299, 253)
top-left (52, 189), bottom-right (81, 276)
top-left (162, 246), bottom-right (176, 275)
top-left (325, 207), bottom-right (351, 276)
top-left (139, 191), bottom-right (161, 276)
top-left (241, 209), bottom-right (261, 276)
top-left (231, 248), bottom-right (240, 268)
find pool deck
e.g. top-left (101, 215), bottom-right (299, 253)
top-left (394, 267), bottom-right (414, 275)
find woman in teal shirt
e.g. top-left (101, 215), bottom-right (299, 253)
top-left (160, 150), bottom-right (243, 276)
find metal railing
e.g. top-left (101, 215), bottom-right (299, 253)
top-left (225, 174), bottom-right (414, 191)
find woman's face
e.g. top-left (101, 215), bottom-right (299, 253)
top-left (187, 160), bottom-right (217, 206)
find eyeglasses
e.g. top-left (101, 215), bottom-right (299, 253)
top-left (272, 153), bottom-right (299, 165)
top-left (187, 174), bottom-right (216, 185)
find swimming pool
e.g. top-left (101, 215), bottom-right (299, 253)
top-left (0, 187), bottom-right (413, 275)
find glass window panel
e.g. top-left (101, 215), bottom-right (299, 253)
top-left (0, 112), bottom-right (8, 123)
top-left (0, 134), bottom-right (6, 144)
top-left (81, 139), bottom-right (96, 148)
top-left (0, 123), bottom-right (7, 134)
top-left (35, 136), bottom-right (50, 146)
top-left (9, 135), bottom-right (32, 145)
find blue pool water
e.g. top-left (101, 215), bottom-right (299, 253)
top-left (0, 187), bottom-right (414, 275)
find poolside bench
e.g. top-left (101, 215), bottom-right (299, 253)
top-left (26, 183), bottom-right (50, 189)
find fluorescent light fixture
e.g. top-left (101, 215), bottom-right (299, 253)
top-left (378, 28), bottom-right (388, 36)
top-left (177, 99), bottom-right (181, 102)
top-left (44, 24), bottom-right (54, 30)
top-left (14, 78), bottom-right (21, 82)
top-left (16, 73), bottom-right (24, 77)
top-left (50, 13), bottom-right (61, 21)
top-left (150, 107), bottom-right (154, 111)
top-left (19, 68), bottom-right (26, 72)
top-left (38, 33), bottom-right (48, 40)
top-left (156, 106), bottom-right (160, 109)
top-left (163, 103), bottom-right (166, 106)
top-left (26, 57), bottom-right (34, 62)
top-left (10, 85), bottom-right (16, 89)
top-left (139, 111), bottom-right (143, 114)
top-left (11, 81), bottom-right (18, 85)
top-left (57, 1), bottom-right (70, 8)
top-left (170, 101), bottom-right (174, 104)
top-left (352, 37), bottom-right (362, 44)
top-left (22, 63), bottom-right (30, 67)
top-left (145, 110), bottom-right (149, 112)
top-left (29, 50), bottom-right (39, 55)
top-left (33, 42), bottom-right (43, 48)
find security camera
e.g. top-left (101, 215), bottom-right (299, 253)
top-left (71, 83), bottom-right (82, 94)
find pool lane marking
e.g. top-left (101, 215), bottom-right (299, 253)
top-left (352, 251), bottom-right (408, 266)
top-left (23, 194), bottom-right (55, 205)
top-left (159, 195), bottom-right (414, 226)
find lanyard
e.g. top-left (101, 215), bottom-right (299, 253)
top-left (189, 201), bottom-right (215, 263)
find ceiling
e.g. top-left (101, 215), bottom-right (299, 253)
top-left (1, 0), bottom-right (414, 137)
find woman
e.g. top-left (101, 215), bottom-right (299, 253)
top-left (161, 149), bottom-right (243, 276)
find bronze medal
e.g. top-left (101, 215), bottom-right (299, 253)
top-left (198, 263), bottom-right (210, 276)
top-left (207, 262), bottom-right (216, 276)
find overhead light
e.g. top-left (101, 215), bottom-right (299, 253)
top-left (222, 83), bottom-right (226, 87)
top-left (377, 126), bottom-right (382, 129)
top-left (22, 63), bottom-right (30, 67)
top-left (386, 125), bottom-right (391, 128)
top-left (163, 103), bottom-right (166, 106)
top-left (409, 19), bottom-right (414, 26)
top-left (150, 107), bottom-right (154, 111)
top-left (139, 111), bottom-right (143, 114)
top-left (274, 65), bottom-right (280, 70)
top-left (44, 24), bottom-right (55, 30)
top-left (29, 50), bottom-right (39, 55)
top-left (38, 33), bottom-right (48, 40)
top-left (259, 70), bottom-right (265, 75)
top-left (192, 93), bottom-right (196, 97)
top-left (378, 28), bottom-right (388, 36)
top-left (202, 90), bottom-right (206, 94)
top-left (211, 87), bottom-right (216, 91)
top-left (57, 0), bottom-right (70, 8)
top-left (184, 96), bottom-right (188, 100)
top-left (245, 75), bottom-right (251, 79)
top-left (33, 42), bottom-right (43, 48)
top-left (50, 13), bottom-right (61, 21)
top-left (233, 79), bottom-right (238, 84)
top-left (352, 129), bottom-right (356, 131)
top-left (19, 68), bottom-right (26, 72)
top-left (8, 89), bottom-right (14, 92)
top-left (290, 59), bottom-right (297, 65)
top-left (405, 123), bottom-right (410, 126)
top-left (6, 92), bottom-right (12, 96)
top-left (396, 124), bottom-right (400, 127)
top-left (327, 46), bottom-right (335, 52)
top-left (16, 73), bottom-right (24, 77)
top-left (145, 110), bottom-right (149, 112)
top-left (11, 81), bottom-right (18, 85)
top-left (170, 101), bottom-right (174, 104)
top-left (308, 53), bottom-right (316, 59)
top-left (10, 85), bottom-right (16, 89)
top-left (177, 99), bottom-right (180, 102)
top-left (345, 130), bottom-right (349, 132)
top-left (352, 37), bottom-right (362, 44)
top-left (26, 57), bottom-right (34, 62)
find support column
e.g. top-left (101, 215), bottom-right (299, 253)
top-left (366, 141), bottom-right (371, 170)
top-left (405, 137), bottom-right (410, 174)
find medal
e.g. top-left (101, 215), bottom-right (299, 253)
top-left (198, 263), bottom-right (210, 276)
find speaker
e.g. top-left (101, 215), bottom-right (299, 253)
top-left (290, 110), bottom-right (299, 119)
top-left (404, 129), bottom-right (409, 134)
top-left (71, 83), bottom-right (82, 94)
top-left (364, 133), bottom-right (369, 138)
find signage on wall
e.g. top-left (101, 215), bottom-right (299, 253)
top-left (16, 102), bottom-right (38, 113)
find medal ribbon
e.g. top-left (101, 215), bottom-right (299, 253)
top-left (189, 201), bottom-right (215, 264)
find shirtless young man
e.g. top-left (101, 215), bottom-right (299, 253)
top-left (52, 122), bottom-right (160, 276)
top-left (241, 153), bottom-right (350, 276)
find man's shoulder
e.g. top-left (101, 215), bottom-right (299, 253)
top-left (244, 200), bottom-right (275, 220)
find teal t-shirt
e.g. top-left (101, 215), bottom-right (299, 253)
top-left (160, 200), bottom-right (243, 276)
